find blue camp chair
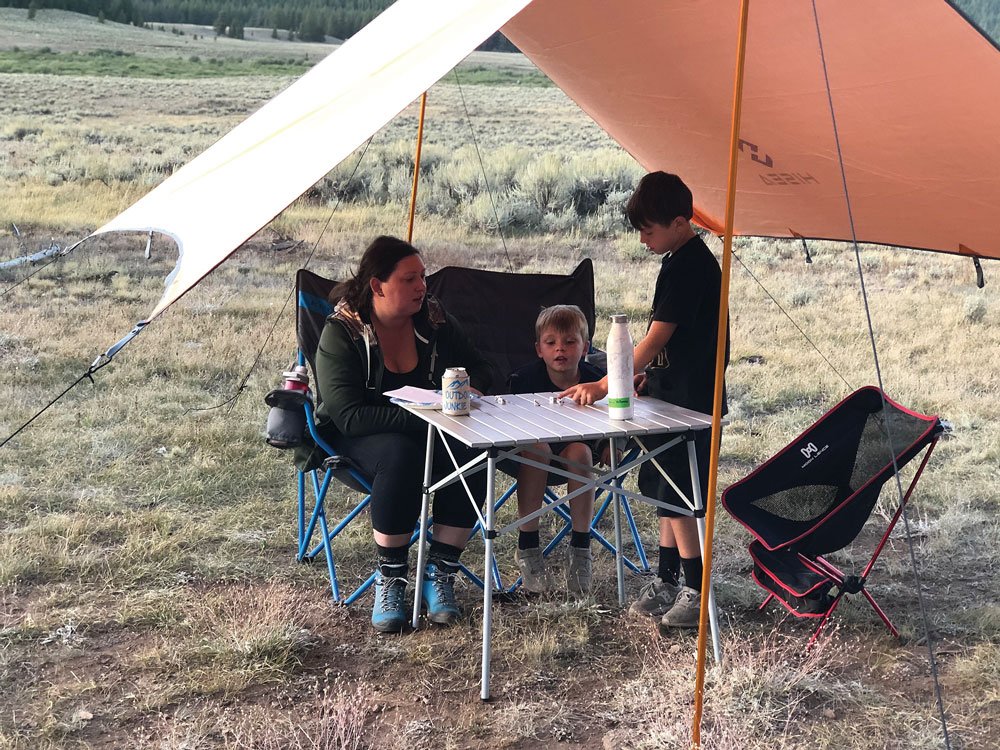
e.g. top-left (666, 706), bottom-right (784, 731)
top-left (290, 269), bottom-right (493, 603)
top-left (285, 260), bottom-right (648, 603)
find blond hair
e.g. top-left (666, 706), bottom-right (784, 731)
top-left (535, 304), bottom-right (588, 342)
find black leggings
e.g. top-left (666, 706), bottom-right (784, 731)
top-left (331, 431), bottom-right (486, 535)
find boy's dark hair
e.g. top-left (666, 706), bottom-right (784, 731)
top-left (625, 171), bottom-right (693, 230)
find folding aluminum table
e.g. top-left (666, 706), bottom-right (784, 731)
top-left (400, 392), bottom-right (722, 700)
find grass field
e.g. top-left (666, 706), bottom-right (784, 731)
top-left (1, 8), bottom-right (998, 750)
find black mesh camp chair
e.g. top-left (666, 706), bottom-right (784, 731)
top-left (722, 386), bottom-right (942, 646)
top-left (427, 260), bottom-right (650, 582)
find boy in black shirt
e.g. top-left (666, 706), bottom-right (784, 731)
top-left (560, 172), bottom-right (728, 629)
top-left (508, 305), bottom-right (604, 595)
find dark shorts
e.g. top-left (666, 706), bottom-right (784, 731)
top-left (637, 430), bottom-right (711, 518)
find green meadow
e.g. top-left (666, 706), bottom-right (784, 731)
top-left (1, 8), bottom-right (997, 749)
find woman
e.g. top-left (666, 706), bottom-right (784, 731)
top-left (314, 236), bottom-right (493, 633)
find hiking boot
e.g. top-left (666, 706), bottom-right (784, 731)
top-left (658, 585), bottom-right (702, 630)
top-left (371, 568), bottom-right (408, 633)
top-left (566, 546), bottom-right (593, 595)
top-left (514, 546), bottom-right (553, 594)
top-left (628, 577), bottom-right (680, 618)
top-left (422, 560), bottom-right (461, 625)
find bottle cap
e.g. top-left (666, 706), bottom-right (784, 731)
top-left (611, 314), bottom-right (627, 323)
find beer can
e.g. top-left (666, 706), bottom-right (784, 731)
top-left (442, 367), bottom-right (471, 416)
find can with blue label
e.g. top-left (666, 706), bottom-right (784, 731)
top-left (442, 367), bottom-right (471, 416)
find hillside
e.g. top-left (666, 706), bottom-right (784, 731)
top-left (0, 8), bottom-right (533, 68)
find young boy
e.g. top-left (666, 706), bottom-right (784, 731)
top-left (560, 171), bottom-right (728, 629)
top-left (507, 305), bottom-right (604, 595)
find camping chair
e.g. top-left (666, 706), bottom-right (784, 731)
top-left (722, 386), bottom-right (943, 647)
top-left (426, 260), bottom-right (650, 588)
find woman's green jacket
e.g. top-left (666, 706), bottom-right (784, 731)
top-left (313, 295), bottom-right (494, 439)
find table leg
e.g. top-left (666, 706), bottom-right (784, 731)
top-left (687, 438), bottom-right (722, 662)
top-left (610, 438), bottom-right (626, 607)
top-left (481, 449), bottom-right (497, 700)
top-left (412, 423), bottom-right (436, 629)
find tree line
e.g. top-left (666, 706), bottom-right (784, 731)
top-left (3, 0), bottom-right (518, 49)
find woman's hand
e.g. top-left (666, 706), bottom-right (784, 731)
top-left (559, 380), bottom-right (608, 405)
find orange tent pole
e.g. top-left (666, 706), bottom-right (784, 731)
top-left (691, 0), bottom-right (750, 747)
top-left (406, 92), bottom-right (429, 243)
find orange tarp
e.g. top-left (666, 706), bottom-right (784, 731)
top-left (504, 0), bottom-right (1000, 260)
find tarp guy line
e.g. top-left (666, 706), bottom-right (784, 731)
top-left (809, 1), bottom-right (950, 744)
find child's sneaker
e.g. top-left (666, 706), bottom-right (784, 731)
top-left (422, 560), bottom-right (461, 625)
top-left (514, 546), bottom-right (553, 594)
top-left (371, 567), bottom-right (408, 633)
top-left (566, 546), bottom-right (593, 595)
top-left (658, 585), bottom-right (701, 630)
top-left (628, 577), bottom-right (680, 618)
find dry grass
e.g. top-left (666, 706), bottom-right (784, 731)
top-left (1, 9), bottom-right (998, 750)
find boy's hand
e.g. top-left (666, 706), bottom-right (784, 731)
top-left (559, 380), bottom-right (607, 405)
top-left (633, 372), bottom-right (647, 395)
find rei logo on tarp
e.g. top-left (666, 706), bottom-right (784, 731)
top-left (738, 138), bottom-right (774, 168)
top-left (799, 441), bottom-right (828, 468)
top-left (739, 138), bottom-right (821, 186)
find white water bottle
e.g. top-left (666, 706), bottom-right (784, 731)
top-left (606, 314), bottom-right (634, 420)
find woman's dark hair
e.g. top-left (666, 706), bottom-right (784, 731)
top-left (625, 171), bottom-right (693, 230)
top-left (332, 236), bottom-right (421, 319)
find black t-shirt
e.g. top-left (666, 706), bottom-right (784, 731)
top-left (646, 234), bottom-right (729, 415)
top-left (507, 358), bottom-right (605, 394)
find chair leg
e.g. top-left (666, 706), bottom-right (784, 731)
top-left (299, 469), bottom-right (332, 559)
top-left (860, 588), bottom-right (900, 638)
top-left (618, 495), bottom-right (651, 572)
top-left (343, 571), bottom-right (377, 606)
top-left (592, 491), bottom-right (649, 572)
top-left (759, 592), bottom-right (775, 611)
top-left (297, 471), bottom-right (306, 551)
top-left (316, 510), bottom-right (340, 602)
top-left (806, 590), bottom-right (848, 651)
top-left (804, 554), bottom-right (900, 640)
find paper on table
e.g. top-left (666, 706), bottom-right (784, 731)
top-left (383, 386), bottom-right (441, 404)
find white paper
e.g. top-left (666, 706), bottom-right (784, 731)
top-left (383, 386), bottom-right (441, 404)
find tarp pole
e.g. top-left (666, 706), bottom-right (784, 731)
top-left (692, 0), bottom-right (750, 746)
top-left (406, 92), bottom-right (429, 243)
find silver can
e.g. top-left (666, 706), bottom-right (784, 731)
top-left (442, 367), bottom-right (471, 416)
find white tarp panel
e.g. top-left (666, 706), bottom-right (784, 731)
top-left (91, 0), bottom-right (532, 320)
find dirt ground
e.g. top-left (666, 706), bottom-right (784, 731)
top-left (3, 221), bottom-right (998, 749)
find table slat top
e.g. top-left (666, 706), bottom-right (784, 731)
top-left (400, 392), bottom-right (720, 449)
